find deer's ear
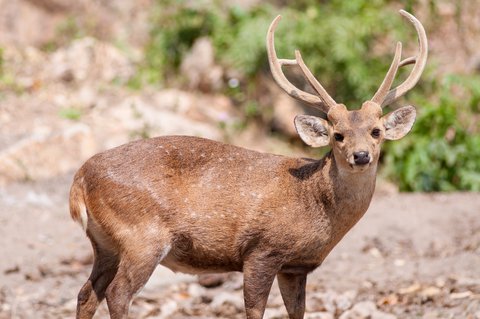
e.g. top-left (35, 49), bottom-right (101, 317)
top-left (382, 105), bottom-right (416, 140)
top-left (294, 115), bottom-right (330, 147)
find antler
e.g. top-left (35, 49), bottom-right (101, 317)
top-left (374, 10), bottom-right (428, 107)
top-left (371, 42), bottom-right (403, 105)
top-left (266, 15), bottom-right (337, 114)
top-left (267, 10), bottom-right (427, 112)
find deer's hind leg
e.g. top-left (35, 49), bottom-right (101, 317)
top-left (76, 233), bottom-right (119, 319)
top-left (104, 235), bottom-right (171, 319)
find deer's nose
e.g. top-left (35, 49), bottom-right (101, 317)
top-left (353, 151), bottom-right (370, 165)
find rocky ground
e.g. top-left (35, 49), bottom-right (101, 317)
top-left (0, 175), bottom-right (479, 319)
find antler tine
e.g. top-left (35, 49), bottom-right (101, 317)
top-left (294, 50), bottom-right (337, 110)
top-left (399, 56), bottom-right (416, 67)
top-left (266, 15), bottom-right (331, 113)
top-left (381, 10), bottom-right (428, 107)
top-left (371, 42), bottom-right (402, 105)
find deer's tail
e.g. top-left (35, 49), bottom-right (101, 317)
top-left (69, 173), bottom-right (88, 231)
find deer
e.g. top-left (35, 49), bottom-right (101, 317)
top-left (69, 9), bottom-right (427, 319)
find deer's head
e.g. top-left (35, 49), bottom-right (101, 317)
top-left (267, 10), bottom-right (427, 173)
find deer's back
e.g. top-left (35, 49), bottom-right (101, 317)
top-left (78, 135), bottom-right (293, 198)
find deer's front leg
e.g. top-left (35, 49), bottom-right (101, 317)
top-left (242, 256), bottom-right (279, 319)
top-left (277, 272), bottom-right (307, 319)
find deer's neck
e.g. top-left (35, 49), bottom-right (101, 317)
top-left (308, 151), bottom-right (377, 230)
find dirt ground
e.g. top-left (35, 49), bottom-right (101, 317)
top-left (0, 172), bottom-right (479, 319)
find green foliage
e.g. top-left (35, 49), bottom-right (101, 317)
top-left (382, 74), bottom-right (480, 191)
top-left (0, 47), bottom-right (25, 95)
top-left (59, 107), bottom-right (83, 121)
top-left (134, 1), bottom-right (220, 86)
top-left (135, 0), bottom-right (415, 105)
top-left (41, 16), bottom-right (86, 52)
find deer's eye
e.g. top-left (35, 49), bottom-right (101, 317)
top-left (371, 128), bottom-right (381, 138)
top-left (334, 133), bottom-right (344, 142)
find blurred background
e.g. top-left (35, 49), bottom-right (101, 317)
top-left (0, 0), bottom-right (479, 318)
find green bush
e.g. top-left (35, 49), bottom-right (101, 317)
top-left (133, 0), bottom-right (417, 105)
top-left (382, 74), bottom-right (480, 191)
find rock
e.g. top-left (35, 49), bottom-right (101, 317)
top-left (60, 298), bottom-right (77, 313)
top-left (263, 307), bottom-right (285, 319)
top-left (339, 301), bottom-right (376, 319)
top-left (0, 0), bottom-right (63, 47)
top-left (336, 290), bottom-right (357, 312)
top-left (187, 282), bottom-right (206, 298)
top-left (98, 92), bottom-right (237, 149)
top-left (0, 123), bottom-right (96, 185)
top-left (47, 37), bottom-right (134, 84)
top-left (150, 89), bottom-right (238, 126)
top-left (210, 291), bottom-right (244, 311)
top-left (222, 273), bottom-right (244, 291)
top-left (372, 310), bottom-right (397, 319)
top-left (420, 286), bottom-right (441, 298)
top-left (272, 93), bottom-right (305, 138)
top-left (449, 291), bottom-right (473, 299)
top-left (339, 301), bottom-right (397, 319)
top-left (107, 97), bottom-right (221, 146)
top-left (422, 311), bottom-right (440, 319)
top-left (398, 283), bottom-right (421, 295)
top-left (307, 290), bottom-right (337, 313)
top-left (305, 312), bottom-right (334, 319)
top-left (158, 299), bottom-right (178, 319)
top-left (197, 274), bottom-right (228, 288)
top-left (180, 37), bottom-right (223, 92)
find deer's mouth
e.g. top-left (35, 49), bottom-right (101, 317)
top-left (349, 162), bottom-right (372, 172)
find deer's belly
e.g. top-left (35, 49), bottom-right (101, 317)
top-left (160, 255), bottom-right (239, 274)
top-left (159, 233), bottom-right (243, 274)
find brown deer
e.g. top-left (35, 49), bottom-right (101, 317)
top-left (69, 9), bottom-right (427, 319)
